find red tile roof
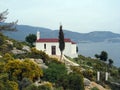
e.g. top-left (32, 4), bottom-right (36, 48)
top-left (71, 41), bottom-right (76, 44)
top-left (36, 38), bottom-right (76, 44)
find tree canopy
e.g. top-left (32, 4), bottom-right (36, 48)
top-left (25, 34), bottom-right (36, 46)
top-left (95, 51), bottom-right (108, 61)
top-left (108, 59), bottom-right (114, 67)
top-left (58, 25), bottom-right (65, 60)
top-left (99, 51), bottom-right (108, 61)
top-left (0, 9), bottom-right (17, 31)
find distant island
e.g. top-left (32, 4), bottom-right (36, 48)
top-left (3, 24), bottom-right (120, 43)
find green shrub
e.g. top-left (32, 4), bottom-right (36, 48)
top-left (23, 84), bottom-right (37, 90)
top-left (13, 42), bottom-right (23, 50)
top-left (57, 72), bottom-right (84, 90)
top-left (4, 59), bottom-right (43, 81)
top-left (53, 87), bottom-right (63, 90)
top-left (0, 33), bottom-right (5, 45)
top-left (91, 87), bottom-right (99, 90)
top-left (6, 80), bottom-right (19, 90)
top-left (82, 69), bottom-right (94, 81)
top-left (3, 53), bottom-right (14, 63)
top-left (87, 62), bottom-right (92, 66)
top-left (0, 44), bottom-right (12, 54)
top-left (67, 73), bottom-right (85, 90)
top-left (28, 48), bottom-right (49, 64)
top-left (19, 78), bottom-right (32, 90)
top-left (70, 66), bottom-right (81, 74)
top-left (0, 73), bottom-right (19, 90)
top-left (38, 82), bottom-right (53, 90)
top-left (0, 62), bottom-right (5, 73)
top-left (24, 82), bottom-right (53, 90)
top-left (43, 62), bottom-right (67, 83)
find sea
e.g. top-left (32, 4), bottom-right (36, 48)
top-left (78, 42), bottom-right (120, 67)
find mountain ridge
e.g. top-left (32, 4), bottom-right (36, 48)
top-left (3, 24), bottom-right (120, 43)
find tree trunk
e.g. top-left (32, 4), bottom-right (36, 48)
top-left (60, 51), bottom-right (65, 64)
top-left (60, 51), bottom-right (63, 61)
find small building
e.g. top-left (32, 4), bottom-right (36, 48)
top-left (35, 28), bottom-right (78, 58)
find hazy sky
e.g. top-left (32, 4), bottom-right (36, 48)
top-left (0, 0), bottom-right (120, 33)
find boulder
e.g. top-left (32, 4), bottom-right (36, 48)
top-left (40, 64), bottom-right (48, 69)
top-left (84, 78), bottom-right (91, 86)
top-left (11, 49), bottom-right (25, 54)
top-left (34, 59), bottom-right (43, 64)
top-left (0, 55), bottom-right (2, 58)
top-left (5, 40), bottom-right (13, 45)
top-left (22, 45), bottom-right (31, 52)
top-left (34, 59), bottom-right (48, 69)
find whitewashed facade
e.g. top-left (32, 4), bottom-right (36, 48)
top-left (35, 31), bottom-right (78, 58)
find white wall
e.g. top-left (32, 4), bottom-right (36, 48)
top-left (64, 42), bottom-right (72, 56)
top-left (71, 44), bottom-right (78, 58)
top-left (71, 44), bottom-right (76, 54)
top-left (36, 42), bottom-right (78, 58)
top-left (36, 42), bottom-right (61, 55)
top-left (36, 43), bottom-right (44, 51)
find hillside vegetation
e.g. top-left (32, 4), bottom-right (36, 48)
top-left (0, 32), bottom-right (120, 90)
top-left (0, 33), bottom-right (85, 90)
top-left (70, 55), bottom-right (120, 89)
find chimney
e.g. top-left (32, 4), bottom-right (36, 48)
top-left (37, 31), bottom-right (40, 40)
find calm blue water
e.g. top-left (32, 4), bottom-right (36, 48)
top-left (78, 42), bottom-right (120, 67)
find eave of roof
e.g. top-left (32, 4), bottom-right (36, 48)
top-left (36, 38), bottom-right (76, 44)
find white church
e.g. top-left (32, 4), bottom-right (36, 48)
top-left (35, 27), bottom-right (78, 58)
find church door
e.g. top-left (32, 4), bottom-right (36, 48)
top-left (51, 46), bottom-right (56, 55)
